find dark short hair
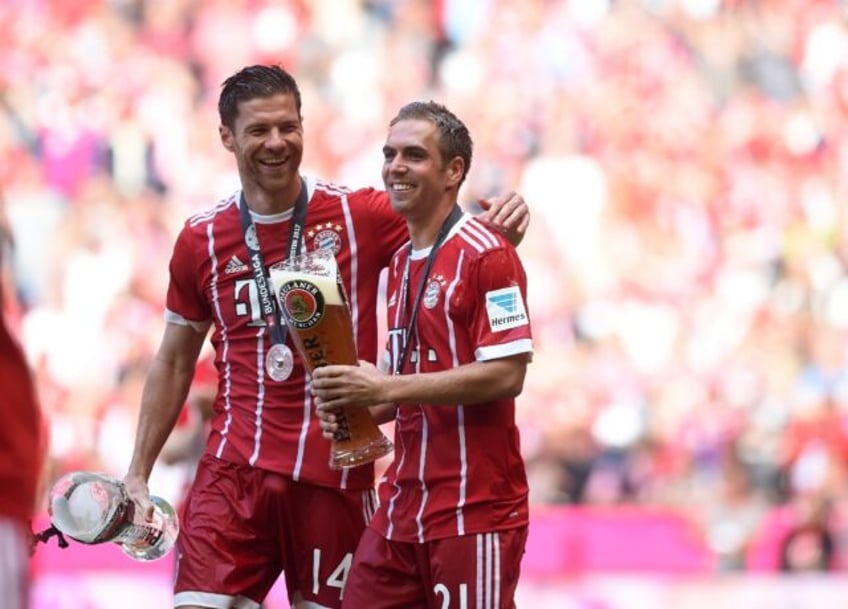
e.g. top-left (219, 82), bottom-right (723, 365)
top-left (390, 101), bottom-right (473, 186)
top-left (218, 65), bottom-right (302, 130)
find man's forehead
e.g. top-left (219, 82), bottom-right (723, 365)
top-left (235, 94), bottom-right (299, 123)
top-left (386, 118), bottom-right (437, 146)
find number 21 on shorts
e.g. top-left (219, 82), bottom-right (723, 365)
top-left (434, 582), bottom-right (468, 609)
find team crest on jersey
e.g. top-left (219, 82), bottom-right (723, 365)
top-left (485, 286), bottom-right (528, 332)
top-left (277, 280), bottom-right (325, 329)
top-left (423, 279), bottom-right (442, 309)
top-left (307, 222), bottom-right (343, 255)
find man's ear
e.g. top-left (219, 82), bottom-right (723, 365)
top-left (219, 125), bottom-right (234, 153)
top-left (447, 157), bottom-right (465, 188)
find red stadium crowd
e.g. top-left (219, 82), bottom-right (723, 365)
top-left (2, 0), bottom-right (848, 573)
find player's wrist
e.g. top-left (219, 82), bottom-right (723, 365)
top-left (381, 374), bottom-right (409, 406)
top-left (125, 463), bottom-right (152, 482)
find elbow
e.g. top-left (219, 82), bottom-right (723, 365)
top-left (501, 368), bottom-right (526, 399)
top-left (506, 380), bottom-right (524, 399)
top-left (488, 356), bottom-right (528, 400)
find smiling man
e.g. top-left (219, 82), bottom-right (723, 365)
top-left (122, 66), bottom-right (531, 609)
top-left (311, 101), bottom-right (534, 609)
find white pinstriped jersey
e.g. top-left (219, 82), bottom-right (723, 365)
top-left (373, 213), bottom-right (532, 542)
top-left (165, 177), bottom-right (407, 490)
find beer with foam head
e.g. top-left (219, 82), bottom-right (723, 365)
top-left (269, 249), bottom-right (393, 469)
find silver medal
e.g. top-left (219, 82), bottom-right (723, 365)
top-left (265, 343), bottom-right (294, 381)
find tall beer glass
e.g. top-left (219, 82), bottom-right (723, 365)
top-left (269, 249), bottom-right (393, 469)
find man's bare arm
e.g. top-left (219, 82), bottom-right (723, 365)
top-left (311, 355), bottom-right (528, 412)
top-left (124, 322), bottom-right (206, 519)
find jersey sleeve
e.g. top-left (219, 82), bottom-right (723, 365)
top-left (467, 246), bottom-right (533, 362)
top-left (165, 223), bottom-right (212, 327)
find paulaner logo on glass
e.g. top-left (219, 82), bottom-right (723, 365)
top-left (485, 286), bottom-right (528, 332)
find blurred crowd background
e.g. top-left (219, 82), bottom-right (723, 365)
top-left (3, 0), bottom-right (848, 576)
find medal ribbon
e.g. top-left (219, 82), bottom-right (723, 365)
top-left (393, 204), bottom-right (463, 376)
top-left (239, 178), bottom-right (309, 348)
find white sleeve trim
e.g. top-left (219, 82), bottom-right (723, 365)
top-left (164, 309), bottom-right (212, 333)
top-left (475, 338), bottom-right (534, 362)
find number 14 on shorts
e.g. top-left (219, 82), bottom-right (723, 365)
top-left (312, 548), bottom-right (353, 599)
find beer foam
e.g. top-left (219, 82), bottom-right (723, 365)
top-left (270, 250), bottom-right (345, 306)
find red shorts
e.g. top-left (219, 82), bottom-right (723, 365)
top-left (342, 526), bottom-right (528, 609)
top-left (174, 454), bottom-right (376, 608)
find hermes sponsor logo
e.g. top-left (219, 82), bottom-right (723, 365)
top-left (485, 286), bottom-right (528, 332)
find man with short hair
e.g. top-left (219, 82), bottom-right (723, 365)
top-left (123, 66), bottom-right (530, 609)
top-left (312, 101), bottom-right (532, 608)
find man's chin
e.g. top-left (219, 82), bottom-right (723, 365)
top-left (260, 172), bottom-right (298, 191)
top-left (389, 198), bottom-right (411, 215)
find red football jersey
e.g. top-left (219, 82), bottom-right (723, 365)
top-left (166, 178), bottom-right (407, 490)
top-left (372, 213), bottom-right (532, 543)
top-left (0, 317), bottom-right (42, 523)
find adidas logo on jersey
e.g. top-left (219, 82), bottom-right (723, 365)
top-left (224, 255), bottom-right (248, 274)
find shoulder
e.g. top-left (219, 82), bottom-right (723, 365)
top-left (185, 192), bottom-right (239, 231)
top-left (450, 214), bottom-right (512, 259)
top-left (449, 215), bottom-right (525, 288)
top-left (310, 178), bottom-right (353, 201)
top-left (311, 178), bottom-right (387, 206)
